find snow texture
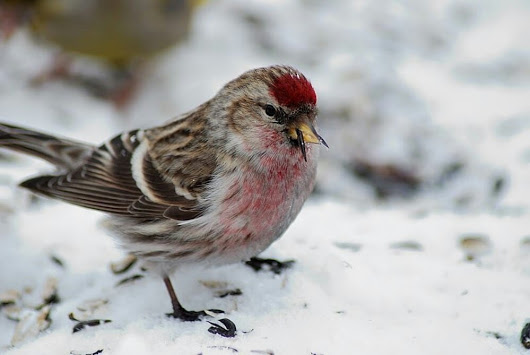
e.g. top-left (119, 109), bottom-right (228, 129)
top-left (1, 0), bottom-right (530, 354)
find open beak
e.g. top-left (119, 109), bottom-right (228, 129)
top-left (287, 122), bottom-right (328, 162)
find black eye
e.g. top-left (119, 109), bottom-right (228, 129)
top-left (264, 104), bottom-right (277, 117)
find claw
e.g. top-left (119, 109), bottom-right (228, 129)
top-left (166, 308), bottom-right (224, 322)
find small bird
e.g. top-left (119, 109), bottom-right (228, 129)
top-left (29, 0), bottom-right (195, 64)
top-left (0, 65), bottom-right (327, 321)
top-left (1, 0), bottom-right (198, 106)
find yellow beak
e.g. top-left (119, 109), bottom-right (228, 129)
top-left (286, 121), bottom-right (328, 161)
top-left (287, 122), bottom-right (323, 145)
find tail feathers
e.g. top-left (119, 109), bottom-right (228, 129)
top-left (0, 122), bottom-right (95, 170)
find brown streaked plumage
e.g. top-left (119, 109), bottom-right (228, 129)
top-left (0, 65), bottom-right (326, 323)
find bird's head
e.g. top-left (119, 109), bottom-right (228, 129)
top-left (214, 65), bottom-right (327, 163)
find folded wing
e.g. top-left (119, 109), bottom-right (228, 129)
top-left (21, 130), bottom-right (206, 222)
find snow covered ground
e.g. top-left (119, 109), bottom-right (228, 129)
top-left (1, 0), bottom-right (529, 354)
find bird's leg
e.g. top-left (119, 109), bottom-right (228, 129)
top-left (163, 275), bottom-right (203, 321)
top-left (163, 275), bottom-right (223, 322)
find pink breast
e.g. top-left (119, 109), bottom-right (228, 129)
top-left (218, 153), bottom-right (306, 242)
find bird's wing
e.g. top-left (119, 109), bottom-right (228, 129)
top-left (0, 122), bottom-right (95, 170)
top-left (20, 129), bottom-right (211, 222)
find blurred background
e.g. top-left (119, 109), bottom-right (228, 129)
top-left (0, 0), bottom-right (528, 212)
top-left (1, 0), bottom-right (530, 352)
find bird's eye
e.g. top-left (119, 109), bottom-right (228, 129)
top-left (264, 104), bottom-right (277, 117)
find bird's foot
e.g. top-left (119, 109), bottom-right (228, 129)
top-left (167, 308), bottom-right (236, 337)
top-left (166, 308), bottom-right (224, 322)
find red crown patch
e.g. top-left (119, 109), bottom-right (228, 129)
top-left (270, 72), bottom-right (317, 108)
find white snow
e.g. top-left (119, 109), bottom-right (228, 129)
top-left (1, 0), bottom-right (530, 354)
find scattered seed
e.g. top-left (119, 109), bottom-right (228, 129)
top-left (11, 306), bottom-right (51, 346)
top-left (76, 299), bottom-right (109, 316)
top-left (216, 289), bottom-right (243, 298)
top-left (209, 346), bottom-right (238, 352)
top-left (459, 234), bottom-right (491, 260)
top-left (3, 305), bottom-right (23, 321)
top-left (200, 280), bottom-right (229, 289)
top-left (390, 241), bottom-right (423, 251)
top-left (245, 257), bottom-right (295, 275)
top-left (50, 255), bottom-right (65, 268)
top-left (204, 309), bottom-right (225, 317)
top-left (485, 331), bottom-right (503, 340)
top-left (110, 255), bottom-right (137, 274)
top-left (206, 346), bottom-right (238, 352)
top-left (70, 349), bottom-right (104, 355)
top-left (41, 277), bottom-right (60, 306)
top-left (491, 176), bottom-right (505, 196)
top-left (334, 242), bottom-right (362, 252)
top-left (69, 313), bottom-right (112, 333)
top-left (115, 274), bottom-right (144, 286)
top-left (207, 318), bottom-right (237, 338)
top-left (0, 289), bottom-right (21, 307)
top-left (521, 323), bottom-right (530, 349)
top-left (437, 161), bottom-right (464, 186)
